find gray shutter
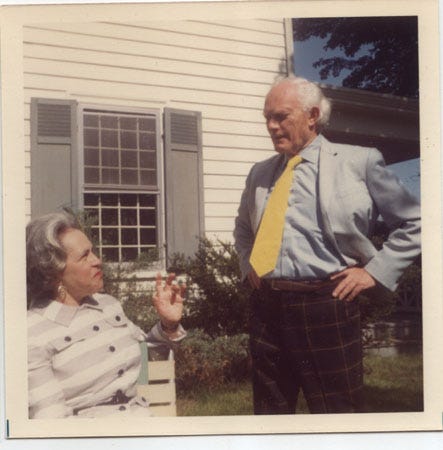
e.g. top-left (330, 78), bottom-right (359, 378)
top-left (30, 98), bottom-right (78, 218)
top-left (164, 108), bottom-right (204, 261)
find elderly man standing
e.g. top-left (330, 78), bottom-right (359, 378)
top-left (234, 76), bottom-right (420, 414)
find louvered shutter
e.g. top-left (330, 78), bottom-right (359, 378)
top-left (30, 99), bottom-right (79, 218)
top-left (164, 108), bottom-right (204, 262)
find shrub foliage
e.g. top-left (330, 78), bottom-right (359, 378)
top-left (168, 238), bottom-right (251, 337)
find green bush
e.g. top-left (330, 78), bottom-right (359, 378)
top-left (175, 330), bottom-right (251, 393)
top-left (168, 238), bottom-right (251, 337)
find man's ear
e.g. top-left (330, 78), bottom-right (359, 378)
top-left (309, 106), bottom-right (320, 125)
top-left (308, 107), bottom-right (320, 128)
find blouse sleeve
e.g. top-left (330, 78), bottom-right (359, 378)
top-left (28, 342), bottom-right (72, 419)
top-left (146, 322), bottom-right (186, 346)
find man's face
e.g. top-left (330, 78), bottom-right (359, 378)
top-left (263, 82), bottom-right (319, 156)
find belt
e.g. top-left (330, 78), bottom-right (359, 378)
top-left (263, 278), bottom-right (338, 293)
top-left (73, 390), bottom-right (132, 415)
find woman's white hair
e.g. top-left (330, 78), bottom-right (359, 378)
top-left (271, 75), bottom-right (332, 130)
top-left (26, 211), bottom-right (80, 309)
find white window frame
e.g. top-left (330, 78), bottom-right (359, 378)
top-left (77, 103), bottom-right (166, 265)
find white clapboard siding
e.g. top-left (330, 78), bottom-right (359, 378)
top-left (203, 147), bottom-right (274, 163)
top-left (25, 22), bottom-right (284, 58)
top-left (24, 27), bottom-right (282, 72)
top-left (24, 45), bottom-right (281, 87)
top-left (205, 202), bottom-right (240, 218)
top-left (23, 19), bottom-right (288, 237)
top-left (204, 189), bottom-right (244, 204)
top-left (24, 73), bottom-right (266, 110)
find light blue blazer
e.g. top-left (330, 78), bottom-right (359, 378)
top-left (234, 136), bottom-right (421, 291)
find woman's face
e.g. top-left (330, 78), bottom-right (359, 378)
top-left (59, 228), bottom-right (103, 303)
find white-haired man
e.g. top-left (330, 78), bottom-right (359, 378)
top-left (234, 76), bottom-right (420, 414)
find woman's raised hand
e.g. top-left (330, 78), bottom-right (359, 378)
top-left (152, 272), bottom-right (186, 332)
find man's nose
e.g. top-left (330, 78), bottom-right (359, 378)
top-left (267, 118), bottom-right (279, 131)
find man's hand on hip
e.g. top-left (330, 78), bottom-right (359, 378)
top-left (330, 267), bottom-right (376, 302)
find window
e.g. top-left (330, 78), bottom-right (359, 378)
top-left (30, 98), bottom-right (204, 266)
top-left (80, 109), bottom-right (161, 262)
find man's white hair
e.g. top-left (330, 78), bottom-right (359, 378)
top-left (271, 75), bottom-right (332, 130)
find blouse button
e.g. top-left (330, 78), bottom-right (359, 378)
top-left (115, 315), bottom-right (121, 322)
top-left (109, 345), bottom-right (116, 352)
top-left (118, 369), bottom-right (124, 377)
top-left (64, 336), bottom-right (71, 342)
top-left (118, 405), bottom-right (126, 411)
top-left (93, 325), bottom-right (99, 331)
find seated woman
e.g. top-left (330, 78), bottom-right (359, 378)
top-left (27, 212), bottom-right (186, 418)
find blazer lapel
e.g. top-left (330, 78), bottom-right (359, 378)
top-left (318, 137), bottom-right (341, 254)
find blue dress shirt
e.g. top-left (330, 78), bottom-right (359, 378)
top-left (267, 136), bottom-right (347, 280)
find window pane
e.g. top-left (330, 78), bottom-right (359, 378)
top-left (120, 117), bottom-right (137, 130)
top-left (89, 227), bottom-right (99, 243)
top-left (120, 194), bottom-right (137, 206)
top-left (101, 115), bottom-right (118, 128)
top-left (102, 208), bottom-right (118, 225)
top-left (122, 247), bottom-right (138, 261)
top-left (84, 114), bottom-right (98, 127)
top-left (101, 129), bottom-right (118, 148)
top-left (102, 168), bottom-right (119, 184)
top-left (140, 133), bottom-right (156, 150)
top-left (85, 168), bottom-right (99, 184)
top-left (102, 247), bottom-right (119, 261)
top-left (83, 192), bottom-right (159, 263)
top-left (101, 193), bottom-right (118, 205)
top-left (121, 150), bottom-right (138, 168)
top-left (140, 228), bottom-right (156, 245)
top-left (140, 209), bottom-right (156, 226)
top-left (102, 149), bottom-right (118, 166)
top-left (140, 151), bottom-right (156, 168)
top-left (121, 209), bottom-right (137, 226)
top-left (140, 170), bottom-right (157, 186)
top-left (121, 131), bottom-right (137, 149)
top-left (84, 210), bottom-right (99, 226)
top-left (102, 228), bottom-right (118, 245)
top-left (84, 193), bottom-right (99, 206)
top-left (121, 228), bottom-right (137, 245)
top-left (121, 169), bottom-right (138, 185)
top-left (84, 129), bottom-right (99, 147)
top-left (84, 148), bottom-right (99, 166)
top-left (139, 118), bottom-right (156, 132)
top-left (139, 195), bottom-right (156, 207)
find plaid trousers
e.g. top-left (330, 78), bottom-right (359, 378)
top-left (249, 283), bottom-right (363, 414)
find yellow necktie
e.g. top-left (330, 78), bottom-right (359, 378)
top-left (249, 155), bottom-right (302, 277)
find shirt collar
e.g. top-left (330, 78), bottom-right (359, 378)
top-left (298, 134), bottom-right (321, 164)
top-left (35, 295), bottom-right (103, 327)
top-left (283, 134), bottom-right (321, 166)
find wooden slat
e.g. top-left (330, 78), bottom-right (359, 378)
top-left (113, 20), bottom-right (285, 46)
top-left (24, 27), bottom-right (283, 72)
top-left (24, 73), bottom-right (264, 110)
top-left (137, 383), bottom-right (176, 404)
top-left (147, 360), bottom-right (175, 381)
top-left (24, 23), bottom-right (285, 57)
top-left (24, 43), bottom-right (281, 84)
top-left (24, 58), bottom-right (272, 98)
top-left (146, 404), bottom-right (176, 416)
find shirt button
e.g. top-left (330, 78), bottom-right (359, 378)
top-left (118, 405), bottom-right (126, 411)
top-left (109, 346), bottom-right (116, 352)
top-left (64, 336), bottom-right (71, 342)
top-left (115, 315), bottom-right (121, 322)
top-left (118, 369), bottom-right (124, 377)
top-left (93, 325), bottom-right (100, 331)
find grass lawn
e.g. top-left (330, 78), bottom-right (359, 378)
top-left (176, 352), bottom-right (422, 416)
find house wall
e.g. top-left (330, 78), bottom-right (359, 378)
top-left (23, 19), bottom-right (289, 242)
